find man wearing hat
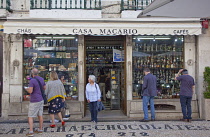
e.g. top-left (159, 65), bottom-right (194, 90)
top-left (175, 69), bottom-right (195, 122)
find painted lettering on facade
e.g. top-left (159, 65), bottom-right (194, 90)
top-left (17, 29), bottom-right (32, 34)
top-left (99, 29), bottom-right (138, 35)
top-left (73, 29), bottom-right (93, 34)
top-left (173, 29), bottom-right (189, 35)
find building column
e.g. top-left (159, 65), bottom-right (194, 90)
top-left (78, 35), bottom-right (85, 102)
top-left (184, 36), bottom-right (196, 100)
top-left (78, 35), bottom-right (85, 117)
top-left (2, 33), bottom-right (24, 117)
top-left (126, 35), bottom-right (133, 115)
top-left (197, 25), bottom-right (210, 119)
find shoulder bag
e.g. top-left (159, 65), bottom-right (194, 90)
top-left (33, 77), bottom-right (48, 104)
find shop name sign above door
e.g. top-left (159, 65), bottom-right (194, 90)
top-left (73, 29), bottom-right (138, 35)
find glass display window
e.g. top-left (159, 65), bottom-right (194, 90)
top-left (132, 35), bottom-right (184, 99)
top-left (23, 35), bottom-right (78, 101)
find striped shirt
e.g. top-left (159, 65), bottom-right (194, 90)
top-left (85, 83), bottom-right (101, 102)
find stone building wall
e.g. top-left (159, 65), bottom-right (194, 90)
top-left (197, 23), bottom-right (210, 119)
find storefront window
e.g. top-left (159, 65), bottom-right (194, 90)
top-left (23, 35), bottom-right (78, 101)
top-left (132, 36), bottom-right (184, 99)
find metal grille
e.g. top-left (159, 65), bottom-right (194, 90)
top-left (30, 0), bottom-right (101, 10)
top-left (121, 0), bottom-right (154, 10)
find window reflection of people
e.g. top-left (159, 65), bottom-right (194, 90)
top-left (98, 70), bottom-right (106, 101)
top-left (105, 72), bottom-right (111, 99)
top-left (85, 75), bottom-right (101, 123)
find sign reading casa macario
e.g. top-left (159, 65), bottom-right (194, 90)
top-left (15, 28), bottom-right (191, 35)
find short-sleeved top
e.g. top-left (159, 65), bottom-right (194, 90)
top-left (176, 75), bottom-right (195, 97)
top-left (29, 76), bottom-right (46, 103)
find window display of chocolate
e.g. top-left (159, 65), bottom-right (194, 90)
top-left (23, 35), bottom-right (78, 100)
top-left (132, 36), bottom-right (184, 99)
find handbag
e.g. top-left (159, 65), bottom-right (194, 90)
top-left (33, 77), bottom-right (48, 104)
top-left (61, 102), bottom-right (70, 118)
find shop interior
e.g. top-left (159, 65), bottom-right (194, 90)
top-left (85, 36), bottom-right (125, 113)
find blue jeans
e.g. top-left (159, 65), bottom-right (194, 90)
top-left (89, 101), bottom-right (98, 122)
top-left (180, 95), bottom-right (192, 119)
top-left (143, 96), bottom-right (155, 120)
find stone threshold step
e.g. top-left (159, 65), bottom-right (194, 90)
top-left (9, 112), bottom-right (82, 116)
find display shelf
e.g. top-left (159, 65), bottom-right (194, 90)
top-left (23, 36), bottom-right (78, 101)
top-left (110, 69), bottom-right (120, 110)
top-left (132, 36), bottom-right (184, 99)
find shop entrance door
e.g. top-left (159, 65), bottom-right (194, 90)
top-left (85, 36), bottom-right (126, 116)
top-left (0, 35), bottom-right (3, 117)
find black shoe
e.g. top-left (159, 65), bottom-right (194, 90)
top-left (187, 119), bottom-right (192, 123)
top-left (151, 119), bottom-right (155, 121)
top-left (140, 119), bottom-right (149, 122)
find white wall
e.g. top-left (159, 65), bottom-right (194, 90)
top-left (121, 10), bottom-right (142, 18)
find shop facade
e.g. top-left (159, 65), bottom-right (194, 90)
top-left (1, 18), bottom-right (202, 119)
top-left (0, 22), bottom-right (3, 117)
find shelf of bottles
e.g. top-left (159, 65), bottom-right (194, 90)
top-left (132, 36), bottom-right (184, 100)
top-left (23, 35), bottom-right (79, 101)
top-left (86, 45), bottom-right (123, 75)
top-left (110, 69), bottom-right (120, 110)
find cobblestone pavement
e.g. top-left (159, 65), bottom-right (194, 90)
top-left (0, 120), bottom-right (210, 137)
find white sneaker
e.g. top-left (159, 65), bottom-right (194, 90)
top-left (50, 119), bottom-right (59, 123)
top-left (63, 118), bottom-right (69, 121)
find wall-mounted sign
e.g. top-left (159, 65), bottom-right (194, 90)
top-left (113, 49), bottom-right (124, 62)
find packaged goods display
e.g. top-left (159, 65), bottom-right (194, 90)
top-left (23, 36), bottom-right (78, 100)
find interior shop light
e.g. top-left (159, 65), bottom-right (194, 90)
top-left (36, 36), bottom-right (75, 39)
top-left (53, 36), bottom-right (75, 39)
top-left (137, 37), bottom-right (171, 40)
top-left (36, 36), bottom-right (52, 39)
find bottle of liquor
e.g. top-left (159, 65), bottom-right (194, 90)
top-left (155, 44), bottom-right (158, 51)
top-left (147, 44), bottom-right (150, 52)
top-left (151, 44), bottom-right (154, 52)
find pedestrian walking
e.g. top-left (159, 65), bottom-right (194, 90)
top-left (45, 71), bottom-right (66, 128)
top-left (175, 69), bottom-right (195, 122)
top-left (26, 68), bottom-right (46, 136)
top-left (86, 75), bottom-right (101, 123)
top-left (140, 68), bottom-right (157, 122)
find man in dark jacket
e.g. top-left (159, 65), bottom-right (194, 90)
top-left (140, 68), bottom-right (157, 122)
